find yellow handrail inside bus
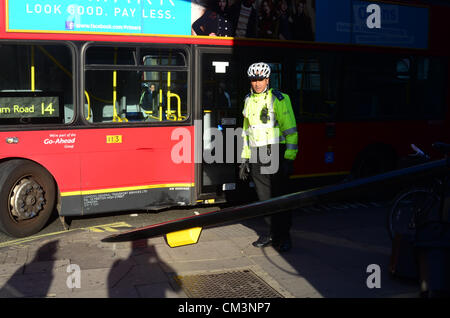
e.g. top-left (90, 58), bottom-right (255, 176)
top-left (165, 72), bottom-right (177, 121)
top-left (171, 92), bottom-right (186, 121)
top-left (165, 72), bottom-right (185, 121)
top-left (167, 91), bottom-right (182, 121)
top-left (31, 45), bottom-right (36, 91)
top-left (112, 48), bottom-right (119, 122)
top-left (112, 48), bottom-right (127, 123)
top-left (85, 91), bottom-right (91, 121)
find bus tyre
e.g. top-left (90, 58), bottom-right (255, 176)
top-left (0, 160), bottom-right (56, 238)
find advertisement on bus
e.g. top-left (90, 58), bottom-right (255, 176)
top-left (6, 0), bottom-right (193, 35)
top-left (6, 0), bottom-right (428, 48)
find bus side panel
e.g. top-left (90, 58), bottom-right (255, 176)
top-left (74, 125), bottom-right (196, 215)
top-left (295, 123), bottom-right (347, 178)
top-left (295, 120), bottom-right (447, 179)
top-left (0, 130), bottom-right (81, 191)
top-left (0, 129), bottom-right (82, 215)
top-left (77, 126), bottom-right (195, 191)
top-left (0, 126), bottom-right (196, 216)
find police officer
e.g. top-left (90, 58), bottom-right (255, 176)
top-left (239, 62), bottom-right (298, 252)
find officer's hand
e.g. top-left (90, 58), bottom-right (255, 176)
top-left (239, 160), bottom-right (250, 181)
top-left (284, 159), bottom-right (295, 176)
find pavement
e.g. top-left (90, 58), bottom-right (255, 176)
top-left (0, 204), bottom-right (421, 298)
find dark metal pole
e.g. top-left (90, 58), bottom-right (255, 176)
top-left (103, 159), bottom-right (448, 243)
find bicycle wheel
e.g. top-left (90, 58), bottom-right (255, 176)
top-left (387, 188), bottom-right (440, 240)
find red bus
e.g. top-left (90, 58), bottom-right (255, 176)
top-left (0, 0), bottom-right (449, 237)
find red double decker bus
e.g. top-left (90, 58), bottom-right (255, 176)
top-left (0, 0), bottom-right (449, 237)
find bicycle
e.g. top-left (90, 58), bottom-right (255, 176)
top-left (387, 142), bottom-right (450, 241)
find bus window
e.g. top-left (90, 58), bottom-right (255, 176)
top-left (86, 46), bottom-right (136, 65)
top-left (295, 57), bottom-right (336, 121)
top-left (268, 63), bottom-right (282, 89)
top-left (341, 54), bottom-right (447, 121)
top-left (341, 54), bottom-right (412, 120)
top-left (413, 57), bottom-right (447, 119)
top-left (0, 43), bottom-right (73, 124)
top-left (84, 46), bottom-right (188, 123)
top-left (85, 70), bottom-right (188, 123)
top-left (141, 50), bottom-right (186, 66)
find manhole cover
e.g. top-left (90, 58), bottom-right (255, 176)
top-left (174, 269), bottom-right (283, 298)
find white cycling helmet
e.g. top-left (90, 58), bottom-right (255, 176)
top-left (247, 62), bottom-right (271, 79)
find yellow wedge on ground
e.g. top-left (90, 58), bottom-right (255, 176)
top-left (166, 227), bottom-right (203, 248)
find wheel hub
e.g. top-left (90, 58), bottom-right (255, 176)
top-left (10, 178), bottom-right (45, 220)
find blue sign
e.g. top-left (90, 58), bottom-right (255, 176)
top-left (7, 0), bottom-right (192, 36)
top-left (315, 0), bottom-right (429, 49)
top-left (325, 152), bottom-right (334, 164)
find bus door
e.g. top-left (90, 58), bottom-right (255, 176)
top-left (195, 47), bottom-right (240, 200)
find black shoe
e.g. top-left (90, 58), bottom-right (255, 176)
top-left (272, 238), bottom-right (292, 253)
top-left (252, 235), bottom-right (272, 248)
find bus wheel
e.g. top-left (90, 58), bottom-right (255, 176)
top-left (0, 160), bottom-right (56, 238)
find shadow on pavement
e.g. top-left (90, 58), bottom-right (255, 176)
top-left (0, 241), bottom-right (58, 298)
top-left (241, 205), bottom-right (420, 298)
top-left (107, 239), bottom-right (182, 298)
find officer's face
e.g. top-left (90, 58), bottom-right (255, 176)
top-left (250, 78), bottom-right (269, 94)
top-left (219, 0), bottom-right (227, 10)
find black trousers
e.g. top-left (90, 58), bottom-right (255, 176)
top-left (250, 144), bottom-right (292, 241)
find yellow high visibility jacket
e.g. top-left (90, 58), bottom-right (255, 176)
top-left (241, 88), bottom-right (298, 160)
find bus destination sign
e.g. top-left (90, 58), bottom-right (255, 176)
top-left (0, 96), bottom-right (60, 119)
